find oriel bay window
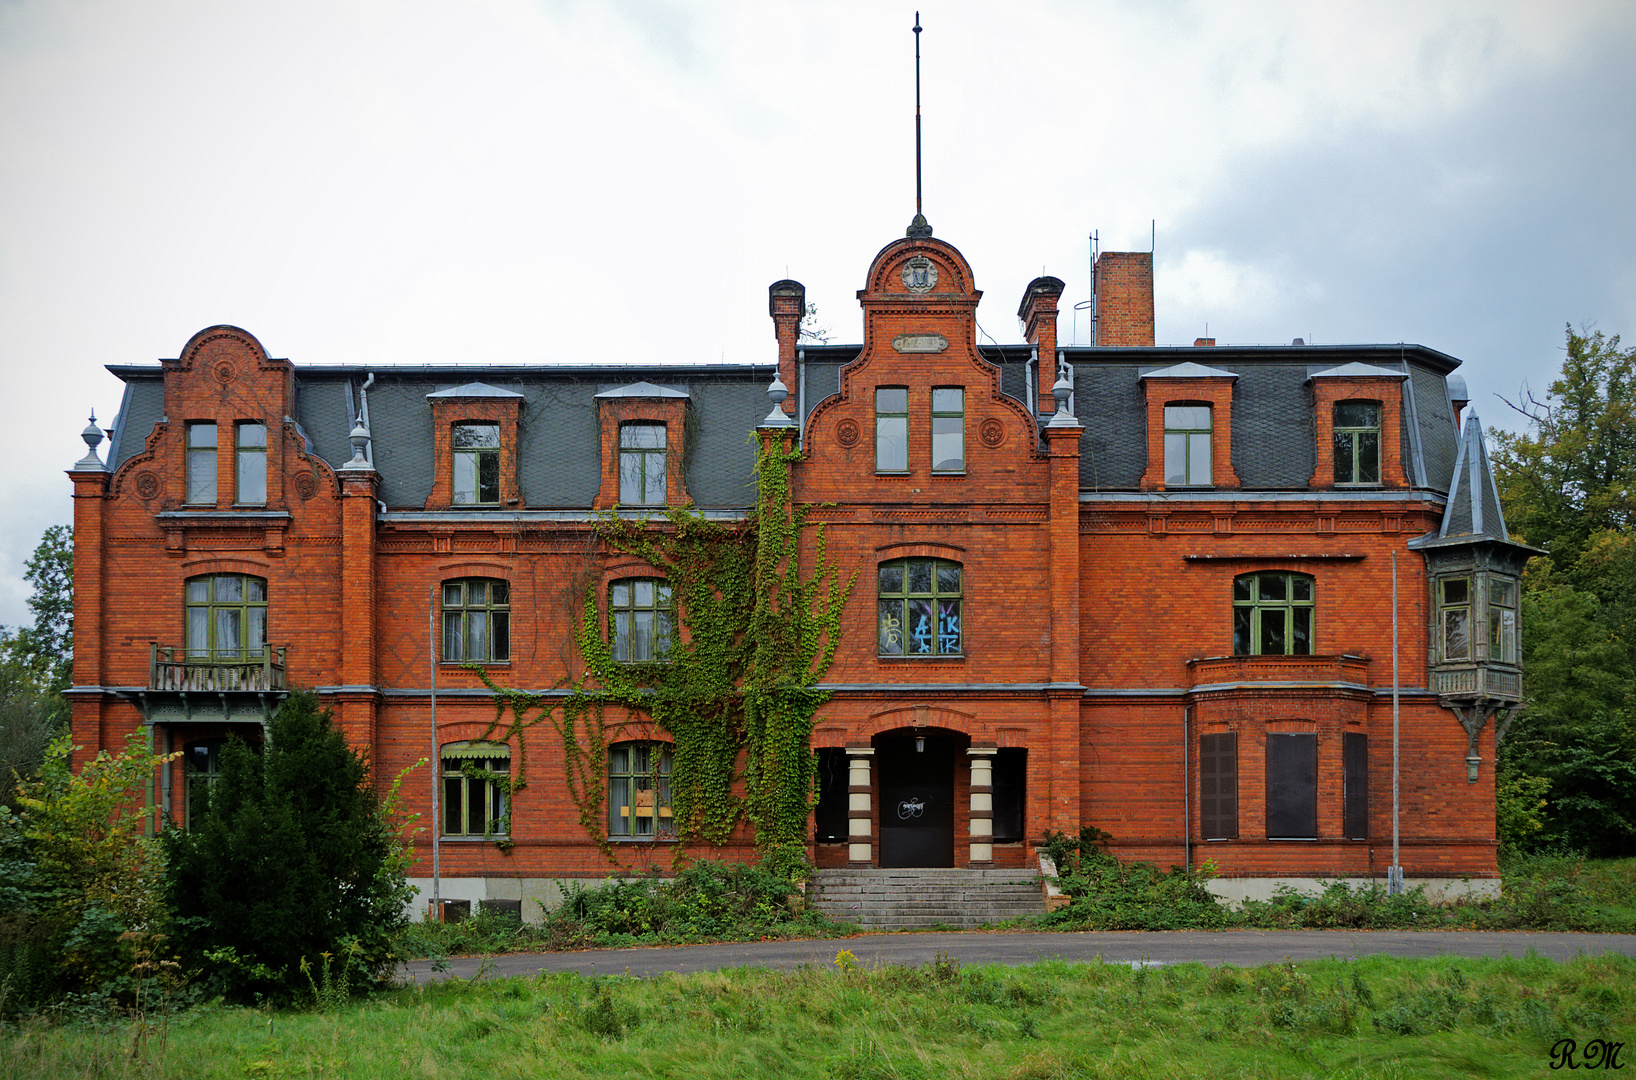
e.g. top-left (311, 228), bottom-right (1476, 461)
top-left (1233, 572), bottom-right (1314, 656)
top-left (1164, 404), bottom-right (1212, 487)
top-left (875, 387), bottom-right (908, 473)
top-left (618, 422), bottom-right (667, 505)
top-left (442, 742), bottom-right (509, 838)
top-left (443, 579), bottom-right (510, 662)
top-left (186, 574), bottom-right (267, 660)
top-left (452, 423), bottom-right (501, 505)
top-left (610, 578), bottom-right (673, 662)
top-left (608, 741), bottom-right (673, 839)
top-left (878, 558), bottom-right (962, 656)
top-left (1333, 401), bottom-right (1381, 485)
top-left (235, 422), bottom-right (266, 505)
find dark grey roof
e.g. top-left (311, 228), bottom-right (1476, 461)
top-left (111, 376), bottom-right (164, 471)
top-left (1436, 414), bottom-right (1508, 541)
top-left (427, 382), bottom-right (525, 399)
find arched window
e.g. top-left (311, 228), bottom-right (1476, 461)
top-left (185, 574), bottom-right (267, 660)
top-left (442, 741), bottom-right (510, 837)
top-left (442, 579), bottom-right (510, 662)
top-left (610, 578), bottom-right (672, 662)
top-left (608, 741), bottom-right (672, 839)
top-left (1233, 572), bottom-right (1314, 656)
top-left (1333, 400), bottom-right (1381, 485)
top-left (878, 558), bottom-right (962, 656)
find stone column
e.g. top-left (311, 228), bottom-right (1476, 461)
top-left (846, 744), bottom-right (874, 867)
top-left (968, 744), bottom-right (997, 865)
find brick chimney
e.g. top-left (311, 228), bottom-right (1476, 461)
top-left (1018, 276), bottom-right (1066, 416)
top-left (1193, 337), bottom-right (1216, 347)
top-left (1093, 252), bottom-right (1154, 346)
top-left (767, 279), bottom-right (805, 416)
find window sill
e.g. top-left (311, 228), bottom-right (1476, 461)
top-left (608, 836), bottom-right (679, 844)
top-left (931, 471), bottom-right (966, 478)
top-left (441, 661), bottom-right (510, 668)
top-left (439, 835), bottom-right (509, 842)
top-left (877, 653), bottom-right (965, 662)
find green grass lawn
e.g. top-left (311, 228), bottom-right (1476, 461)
top-left (5, 952), bottom-right (1632, 1079)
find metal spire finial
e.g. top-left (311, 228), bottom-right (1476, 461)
top-left (907, 13), bottom-right (932, 239)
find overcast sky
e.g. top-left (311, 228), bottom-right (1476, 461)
top-left (2, 0), bottom-right (1633, 629)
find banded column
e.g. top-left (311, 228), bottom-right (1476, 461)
top-left (846, 744), bottom-right (874, 866)
top-left (967, 744), bottom-right (997, 865)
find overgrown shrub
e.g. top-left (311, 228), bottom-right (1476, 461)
top-left (1038, 826), bottom-right (1228, 931)
top-left (163, 692), bottom-right (411, 1004)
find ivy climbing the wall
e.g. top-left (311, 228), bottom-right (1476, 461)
top-left (478, 433), bottom-right (853, 880)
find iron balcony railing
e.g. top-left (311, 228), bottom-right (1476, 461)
top-left (149, 644), bottom-right (288, 692)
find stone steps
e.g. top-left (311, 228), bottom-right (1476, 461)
top-left (809, 868), bottom-right (1045, 929)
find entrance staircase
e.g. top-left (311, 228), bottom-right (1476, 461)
top-left (808, 868), bottom-right (1045, 930)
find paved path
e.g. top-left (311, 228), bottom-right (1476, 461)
top-left (401, 930), bottom-right (1636, 984)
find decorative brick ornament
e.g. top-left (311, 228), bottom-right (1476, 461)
top-left (979, 418), bottom-right (1005, 448)
top-left (901, 256), bottom-right (938, 293)
top-left (836, 418), bottom-right (861, 447)
top-left (294, 472), bottom-right (318, 501)
top-left (134, 471), bottom-right (159, 498)
top-left (213, 360), bottom-right (237, 385)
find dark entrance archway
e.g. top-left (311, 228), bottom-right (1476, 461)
top-left (876, 729), bottom-right (963, 868)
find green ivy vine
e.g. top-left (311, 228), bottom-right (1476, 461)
top-left (476, 434), bottom-right (853, 879)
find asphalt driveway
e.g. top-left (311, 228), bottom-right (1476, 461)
top-left (401, 929), bottom-right (1636, 984)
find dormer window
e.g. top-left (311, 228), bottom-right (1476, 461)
top-left (619, 423), bottom-right (667, 506)
top-left (1333, 401), bottom-right (1381, 485)
top-left (1164, 404), bottom-right (1212, 487)
top-left (452, 423), bottom-right (501, 505)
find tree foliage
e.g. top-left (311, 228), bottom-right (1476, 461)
top-left (1491, 327), bottom-right (1636, 856)
top-left (163, 692), bottom-right (410, 1003)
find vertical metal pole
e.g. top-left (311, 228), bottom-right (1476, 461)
top-left (1182, 704), bottom-right (1191, 877)
top-left (1391, 550), bottom-right (1401, 894)
top-left (913, 13), bottom-right (923, 217)
top-left (430, 584), bottom-right (441, 921)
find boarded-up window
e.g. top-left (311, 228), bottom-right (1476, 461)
top-left (1200, 732), bottom-right (1238, 840)
top-left (992, 749), bottom-right (1026, 843)
top-left (1343, 732), bottom-right (1369, 840)
top-left (814, 748), bottom-right (848, 843)
top-left (1266, 733), bottom-right (1317, 838)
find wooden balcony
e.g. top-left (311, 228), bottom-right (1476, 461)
top-left (149, 643), bottom-right (288, 693)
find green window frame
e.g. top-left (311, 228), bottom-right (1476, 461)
top-left (1333, 400), bottom-right (1381, 485)
top-left (608, 741), bottom-right (673, 839)
top-left (878, 557), bottom-right (962, 656)
top-left (183, 736), bottom-right (261, 828)
top-left (610, 578), bottom-right (673, 662)
top-left (442, 742), bottom-right (509, 838)
top-left (875, 387), bottom-right (908, 473)
top-left (185, 574), bottom-right (268, 660)
top-left (235, 422), bottom-right (267, 505)
top-left (442, 579), bottom-right (510, 662)
top-left (618, 422), bottom-right (667, 506)
top-left (1164, 404), bottom-right (1212, 486)
top-left (1438, 576), bottom-right (1471, 661)
top-left (452, 423), bottom-right (501, 505)
top-left (1233, 572), bottom-right (1313, 656)
top-left (186, 422), bottom-right (217, 504)
top-left (931, 387), bottom-right (964, 472)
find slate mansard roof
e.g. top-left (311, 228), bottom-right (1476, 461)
top-left (105, 340), bottom-right (1468, 506)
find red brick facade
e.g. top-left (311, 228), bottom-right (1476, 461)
top-left (67, 228), bottom-right (1511, 914)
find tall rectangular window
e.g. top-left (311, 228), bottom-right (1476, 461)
top-left (875, 387), bottom-right (908, 473)
top-left (931, 387), bottom-right (964, 472)
top-left (1200, 732), bottom-right (1238, 839)
top-left (1439, 577), bottom-right (1471, 661)
top-left (1266, 733), bottom-right (1317, 839)
top-left (992, 748), bottom-right (1027, 843)
top-left (186, 422), bottom-right (217, 504)
top-left (185, 574), bottom-right (267, 660)
top-left (608, 742), bottom-right (673, 839)
top-left (441, 743), bottom-right (509, 837)
top-left (452, 423), bottom-right (501, 505)
top-left (1164, 404), bottom-right (1212, 486)
top-left (442, 579), bottom-right (510, 662)
top-left (813, 748), bottom-right (849, 843)
top-left (1233, 573), bottom-right (1314, 656)
top-left (1488, 576), bottom-right (1518, 664)
top-left (618, 423), bottom-right (667, 505)
top-left (878, 558), bottom-right (961, 656)
top-left (1333, 401), bottom-right (1381, 484)
top-left (610, 578), bottom-right (672, 662)
top-left (1343, 732), bottom-right (1369, 839)
top-left (235, 422), bottom-right (266, 505)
